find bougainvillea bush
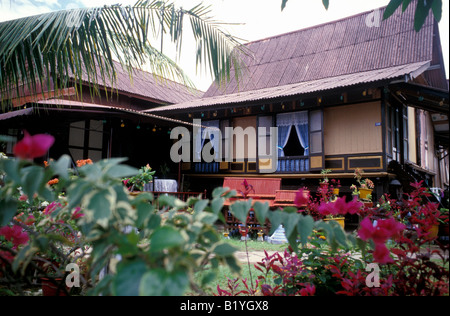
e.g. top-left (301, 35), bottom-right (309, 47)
top-left (217, 182), bottom-right (449, 296)
top-left (1, 132), bottom-right (449, 296)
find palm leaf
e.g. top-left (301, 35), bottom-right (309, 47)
top-left (0, 0), bottom-right (247, 110)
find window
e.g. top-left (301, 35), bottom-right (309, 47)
top-left (402, 106), bottom-right (409, 162)
top-left (309, 110), bottom-right (322, 154)
top-left (276, 111), bottom-right (309, 157)
top-left (68, 120), bottom-right (104, 163)
top-left (194, 120), bottom-right (220, 162)
top-left (0, 129), bottom-right (18, 156)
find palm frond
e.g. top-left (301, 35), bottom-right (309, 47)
top-left (0, 0), bottom-right (247, 110)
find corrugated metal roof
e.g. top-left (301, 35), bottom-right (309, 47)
top-left (202, 2), bottom-right (436, 98)
top-left (82, 60), bottom-right (203, 105)
top-left (146, 61), bottom-right (431, 113)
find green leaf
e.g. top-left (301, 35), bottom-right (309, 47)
top-left (0, 199), bottom-right (17, 226)
top-left (88, 190), bottom-right (112, 221)
top-left (213, 242), bottom-right (237, 257)
top-left (267, 210), bottom-right (284, 235)
top-left (383, 0), bottom-right (403, 20)
top-left (194, 199), bottom-right (209, 213)
top-left (212, 187), bottom-right (230, 198)
top-left (431, 0), bottom-right (442, 22)
top-left (113, 259), bottom-right (147, 296)
top-left (253, 201), bottom-right (269, 226)
top-left (3, 159), bottom-right (21, 183)
top-left (21, 166), bottom-right (44, 199)
top-left (150, 226), bottom-right (185, 253)
top-left (281, 0), bottom-right (288, 11)
top-left (105, 164), bottom-right (138, 179)
top-left (297, 214), bottom-right (315, 246)
top-left (230, 199), bottom-right (252, 224)
top-left (322, 0), bottom-right (329, 10)
top-left (51, 154), bottom-right (71, 180)
top-left (210, 197), bottom-right (224, 215)
top-left (282, 206), bottom-right (298, 214)
top-left (402, 0), bottom-right (413, 12)
top-left (139, 268), bottom-right (189, 296)
top-left (414, 0), bottom-right (433, 32)
top-left (331, 221), bottom-right (349, 249)
top-left (282, 212), bottom-right (299, 239)
top-left (197, 212), bottom-right (217, 225)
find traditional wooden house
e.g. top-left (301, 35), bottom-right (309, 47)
top-left (0, 61), bottom-right (202, 174)
top-left (145, 3), bottom-right (449, 206)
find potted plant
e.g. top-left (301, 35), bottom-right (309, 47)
top-left (438, 208), bottom-right (449, 236)
top-left (319, 169), bottom-right (332, 189)
top-left (330, 179), bottom-right (341, 196)
top-left (123, 164), bottom-right (155, 192)
top-left (353, 168), bottom-right (374, 200)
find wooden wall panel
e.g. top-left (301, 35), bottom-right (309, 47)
top-left (324, 102), bottom-right (382, 155)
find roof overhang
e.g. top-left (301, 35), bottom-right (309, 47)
top-left (389, 81), bottom-right (449, 148)
top-left (146, 61), bottom-right (432, 114)
top-left (0, 99), bottom-right (202, 128)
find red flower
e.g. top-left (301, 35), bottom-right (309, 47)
top-left (0, 225), bottom-right (29, 248)
top-left (299, 283), bottom-right (316, 296)
top-left (13, 130), bottom-right (54, 160)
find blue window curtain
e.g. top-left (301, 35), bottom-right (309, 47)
top-left (277, 125), bottom-right (292, 158)
top-left (276, 111), bottom-right (309, 156)
top-left (198, 120), bottom-right (220, 161)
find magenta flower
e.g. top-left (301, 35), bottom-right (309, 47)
top-left (294, 189), bottom-right (310, 208)
top-left (318, 196), bottom-right (362, 217)
top-left (13, 130), bottom-right (54, 160)
top-left (43, 201), bottom-right (62, 216)
top-left (0, 225), bottom-right (29, 248)
top-left (71, 207), bottom-right (85, 220)
top-left (373, 243), bottom-right (394, 264)
top-left (358, 217), bottom-right (406, 264)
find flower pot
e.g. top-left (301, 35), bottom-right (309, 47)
top-left (427, 224), bottom-right (439, 239)
top-left (320, 182), bottom-right (329, 190)
top-left (323, 217), bottom-right (345, 229)
top-left (41, 278), bottom-right (69, 296)
top-left (359, 188), bottom-right (373, 200)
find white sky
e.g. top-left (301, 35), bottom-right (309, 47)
top-left (1, 0), bottom-right (448, 91)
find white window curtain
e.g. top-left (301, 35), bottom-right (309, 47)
top-left (195, 120), bottom-right (220, 160)
top-left (276, 111), bottom-right (309, 157)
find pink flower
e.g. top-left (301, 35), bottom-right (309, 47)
top-left (71, 207), bottom-right (85, 220)
top-left (43, 201), bottom-right (62, 216)
top-left (318, 196), bottom-right (363, 217)
top-left (294, 189), bottom-right (310, 208)
top-left (0, 225), bottom-right (29, 248)
top-left (13, 130), bottom-right (54, 160)
top-left (358, 217), bottom-right (406, 264)
top-left (24, 215), bottom-right (36, 226)
top-left (373, 243), bottom-right (394, 264)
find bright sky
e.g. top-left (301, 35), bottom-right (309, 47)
top-left (1, 0), bottom-right (448, 91)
